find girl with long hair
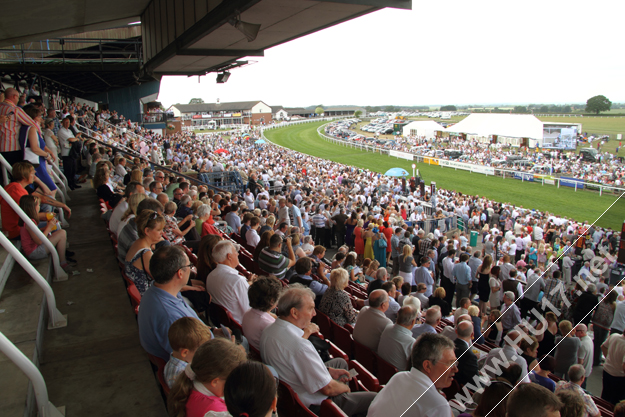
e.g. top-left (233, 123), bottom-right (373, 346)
top-left (168, 338), bottom-right (247, 417)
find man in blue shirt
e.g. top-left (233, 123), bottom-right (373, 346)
top-left (390, 228), bottom-right (404, 277)
top-left (412, 306), bottom-right (441, 338)
top-left (453, 253), bottom-right (472, 308)
top-left (138, 245), bottom-right (205, 361)
top-left (414, 256), bottom-right (434, 297)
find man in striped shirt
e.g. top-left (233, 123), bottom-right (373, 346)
top-left (258, 234), bottom-right (296, 280)
top-left (0, 88), bottom-right (40, 169)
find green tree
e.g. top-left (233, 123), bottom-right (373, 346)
top-left (585, 95), bottom-right (612, 114)
top-left (440, 105), bottom-right (457, 111)
top-left (562, 105), bottom-right (572, 113)
top-left (315, 106), bottom-right (324, 115)
top-left (513, 106), bottom-right (528, 114)
top-left (539, 105), bottom-right (549, 113)
top-left (354, 110), bottom-right (362, 118)
top-left (189, 98), bottom-right (204, 104)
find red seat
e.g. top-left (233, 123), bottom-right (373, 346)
top-left (277, 380), bottom-right (317, 417)
top-left (328, 341), bottom-right (349, 362)
top-left (314, 309), bottom-right (333, 340)
top-left (442, 378), bottom-right (462, 400)
top-left (344, 323), bottom-right (354, 334)
top-left (592, 397), bottom-right (614, 412)
top-left (373, 351), bottom-right (398, 385)
top-left (248, 344), bottom-right (262, 362)
top-left (320, 399), bottom-right (348, 417)
top-left (331, 320), bottom-right (354, 358)
top-left (127, 283), bottom-right (141, 309)
top-left (209, 303), bottom-right (233, 328)
top-left (349, 360), bottom-right (380, 392)
top-left (147, 353), bottom-right (170, 395)
top-left (353, 339), bottom-right (376, 375)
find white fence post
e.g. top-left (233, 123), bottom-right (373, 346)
top-left (0, 331), bottom-right (65, 417)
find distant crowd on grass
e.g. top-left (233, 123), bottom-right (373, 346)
top-left (324, 120), bottom-right (625, 187)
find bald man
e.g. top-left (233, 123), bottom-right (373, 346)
top-left (575, 324), bottom-right (594, 388)
top-left (482, 329), bottom-right (531, 383)
top-left (454, 320), bottom-right (479, 386)
top-left (353, 289), bottom-right (393, 352)
top-left (0, 87), bottom-right (41, 171)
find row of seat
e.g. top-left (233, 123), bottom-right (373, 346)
top-left (98, 205), bottom-right (353, 415)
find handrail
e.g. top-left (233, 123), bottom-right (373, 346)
top-left (0, 331), bottom-right (65, 417)
top-left (0, 232), bottom-right (67, 328)
top-left (76, 123), bottom-right (237, 196)
top-left (0, 181), bottom-right (68, 281)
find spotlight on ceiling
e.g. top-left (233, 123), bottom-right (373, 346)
top-left (216, 71), bottom-right (231, 84)
top-left (229, 16), bottom-right (261, 42)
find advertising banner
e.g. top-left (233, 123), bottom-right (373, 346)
top-left (438, 159), bottom-right (495, 175)
top-left (513, 172), bottom-right (534, 182)
top-left (423, 157), bottom-right (439, 166)
top-left (560, 177), bottom-right (585, 189)
top-left (389, 150), bottom-right (414, 161)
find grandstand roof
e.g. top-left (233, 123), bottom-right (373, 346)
top-left (170, 101), bottom-right (270, 113)
top-left (444, 113), bottom-right (544, 139)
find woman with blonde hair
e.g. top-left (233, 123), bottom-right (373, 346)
top-left (428, 286), bottom-right (450, 317)
top-left (398, 244), bottom-right (417, 289)
top-left (116, 193), bottom-right (146, 237)
top-left (168, 338), bottom-right (247, 417)
top-left (318, 268), bottom-right (357, 326)
top-left (537, 242), bottom-right (546, 268)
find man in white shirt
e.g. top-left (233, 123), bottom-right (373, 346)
top-left (245, 216), bottom-right (261, 247)
top-left (368, 333), bottom-right (456, 417)
top-left (261, 286), bottom-right (376, 415)
top-left (377, 306), bottom-right (417, 371)
top-left (204, 241), bottom-right (251, 324)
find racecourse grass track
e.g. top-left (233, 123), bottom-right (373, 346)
top-left (264, 121), bottom-right (625, 229)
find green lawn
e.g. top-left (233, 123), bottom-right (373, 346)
top-left (265, 121), bottom-right (625, 229)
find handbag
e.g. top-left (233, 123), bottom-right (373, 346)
top-left (377, 237), bottom-right (387, 249)
top-left (19, 126), bottom-right (41, 166)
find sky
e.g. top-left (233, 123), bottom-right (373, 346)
top-left (157, 0), bottom-right (625, 109)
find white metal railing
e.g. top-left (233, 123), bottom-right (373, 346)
top-left (0, 331), bottom-right (65, 417)
top-left (0, 232), bottom-right (67, 328)
top-left (0, 183), bottom-right (68, 281)
top-left (313, 123), bottom-right (625, 196)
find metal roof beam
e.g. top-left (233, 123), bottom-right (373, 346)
top-left (178, 49), bottom-right (264, 57)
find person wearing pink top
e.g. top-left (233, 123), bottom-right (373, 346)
top-left (168, 338), bottom-right (246, 417)
top-left (241, 276), bottom-right (282, 349)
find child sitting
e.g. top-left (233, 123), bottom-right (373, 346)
top-left (163, 317), bottom-right (213, 388)
top-left (168, 338), bottom-right (246, 417)
top-left (18, 195), bottom-right (72, 271)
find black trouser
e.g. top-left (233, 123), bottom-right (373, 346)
top-left (314, 227), bottom-right (325, 246)
top-left (324, 228), bottom-right (332, 248)
top-left (62, 155), bottom-right (77, 188)
top-left (520, 297), bottom-right (538, 320)
top-left (441, 276), bottom-right (456, 306)
top-left (515, 249), bottom-right (524, 263)
top-left (336, 229), bottom-right (345, 247)
top-left (1, 150), bottom-right (22, 184)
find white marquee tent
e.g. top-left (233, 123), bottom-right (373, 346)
top-left (402, 120), bottom-right (444, 139)
top-left (444, 114), bottom-right (544, 146)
